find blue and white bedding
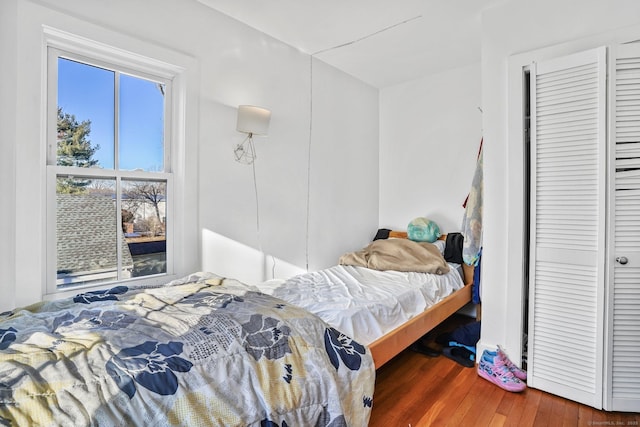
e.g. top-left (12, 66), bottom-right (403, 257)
top-left (0, 272), bottom-right (375, 426)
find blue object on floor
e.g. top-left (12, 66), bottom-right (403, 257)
top-left (451, 321), bottom-right (480, 346)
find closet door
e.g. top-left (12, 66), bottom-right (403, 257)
top-left (529, 47), bottom-right (607, 409)
top-left (605, 43), bottom-right (640, 412)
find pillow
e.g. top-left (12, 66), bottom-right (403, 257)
top-left (407, 217), bottom-right (441, 243)
top-left (432, 239), bottom-right (446, 255)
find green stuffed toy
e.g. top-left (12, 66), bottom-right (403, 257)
top-left (407, 217), bottom-right (441, 243)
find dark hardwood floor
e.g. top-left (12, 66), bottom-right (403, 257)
top-left (369, 315), bottom-right (639, 427)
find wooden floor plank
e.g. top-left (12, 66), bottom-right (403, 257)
top-left (532, 389), bottom-right (553, 426)
top-left (516, 389), bottom-right (542, 427)
top-left (548, 397), bottom-right (566, 427)
top-left (488, 413), bottom-right (507, 427)
top-left (578, 404), bottom-right (593, 426)
top-left (561, 399), bottom-right (579, 427)
top-left (503, 392), bottom-right (530, 427)
top-left (423, 367), bottom-right (478, 426)
top-left (460, 382), bottom-right (504, 426)
top-left (494, 386), bottom-right (517, 417)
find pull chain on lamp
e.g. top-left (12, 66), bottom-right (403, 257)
top-left (234, 105), bottom-right (271, 164)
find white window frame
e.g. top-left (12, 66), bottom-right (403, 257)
top-left (44, 27), bottom-right (185, 296)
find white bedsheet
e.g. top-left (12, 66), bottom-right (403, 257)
top-left (257, 264), bottom-right (465, 346)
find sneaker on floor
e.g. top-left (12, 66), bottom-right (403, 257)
top-left (497, 345), bottom-right (527, 381)
top-left (477, 351), bottom-right (526, 392)
top-left (481, 349), bottom-right (527, 381)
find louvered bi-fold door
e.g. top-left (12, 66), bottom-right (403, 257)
top-left (605, 43), bottom-right (640, 412)
top-left (529, 47), bottom-right (607, 409)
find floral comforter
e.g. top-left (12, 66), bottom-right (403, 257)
top-left (0, 273), bottom-right (375, 426)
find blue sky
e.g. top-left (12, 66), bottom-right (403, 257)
top-left (57, 58), bottom-right (165, 172)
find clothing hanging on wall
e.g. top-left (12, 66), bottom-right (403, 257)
top-left (461, 138), bottom-right (483, 304)
top-left (461, 138), bottom-right (483, 266)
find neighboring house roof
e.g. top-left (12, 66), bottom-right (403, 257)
top-left (57, 193), bottom-right (133, 274)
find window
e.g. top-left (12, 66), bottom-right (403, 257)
top-left (47, 45), bottom-right (173, 292)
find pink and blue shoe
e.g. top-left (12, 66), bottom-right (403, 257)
top-left (477, 349), bottom-right (527, 392)
top-left (497, 345), bottom-right (527, 381)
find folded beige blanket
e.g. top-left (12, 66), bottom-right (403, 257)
top-left (339, 239), bottom-right (450, 274)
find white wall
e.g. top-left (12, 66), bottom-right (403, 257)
top-left (305, 59), bottom-right (380, 269)
top-left (480, 0), bottom-right (640, 361)
top-left (0, 0), bottom-right (379, 310)
top-left (0, 0), bottom-right (18, 313)
top-left (200, 55), bottom-right (379, 283)
top-left (379, 63), bottom-right (482, 233)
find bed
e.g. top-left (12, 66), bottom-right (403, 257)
top-left (0, 272), bottom-right (375, 427)
top-left (256, 233), bottom-right (475, 368)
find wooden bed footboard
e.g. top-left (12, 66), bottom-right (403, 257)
top-left (368, 283), bottom-right (473, 368)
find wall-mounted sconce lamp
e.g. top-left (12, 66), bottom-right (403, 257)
top-left (234, 105), bottom-right (271, 164)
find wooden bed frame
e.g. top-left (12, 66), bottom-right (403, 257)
top-left (367, 234), bottom-right (476, 368)
top-left (368, 282), bottom-right (472, 367)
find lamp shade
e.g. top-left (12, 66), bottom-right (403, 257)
top-left (236, 105), bottom-right (271, 135)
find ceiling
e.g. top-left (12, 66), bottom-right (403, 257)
top-left (196, 0), bottom-right (503, 88)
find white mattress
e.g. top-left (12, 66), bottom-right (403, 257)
top-left (257, 264), bottom-right (465, 346)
